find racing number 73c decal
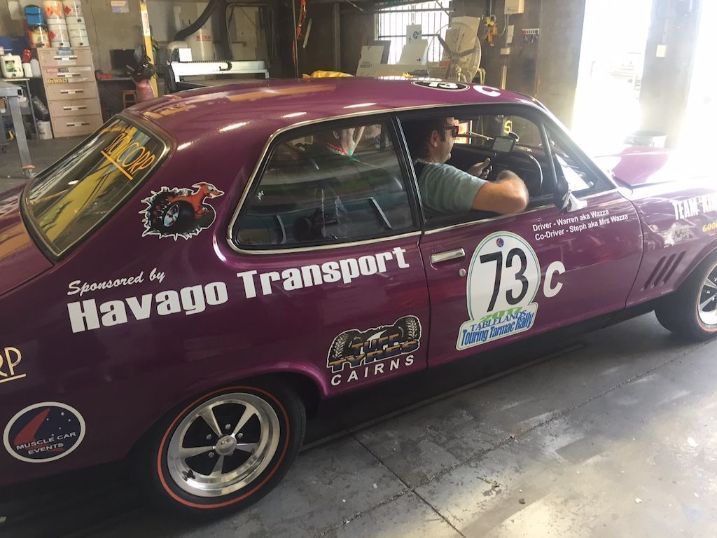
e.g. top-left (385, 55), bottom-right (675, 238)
top-left (457, 232), bottom-right (565, 351)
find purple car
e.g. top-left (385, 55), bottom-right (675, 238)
top-left (1, 78), bottom-right (716, 515)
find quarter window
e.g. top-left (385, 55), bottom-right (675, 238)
top-left (234, 121), bottom-right (415, 248)
top-left (24, 119), bottom-right (164, 257)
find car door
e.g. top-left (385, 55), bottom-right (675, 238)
top-left (226, 116), bottom-right (430, 392)
top-left (401, 106), bottom-right (643, 366)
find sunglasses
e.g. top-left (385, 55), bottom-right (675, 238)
top-left (443, 125), bottom-right (460, 138)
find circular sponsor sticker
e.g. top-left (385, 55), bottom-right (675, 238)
top-left (3, 402), bottom-right (85, 463)
top-left (411, 80), bottom-right (470, 91)
top-left (467, 231), bottom-right (540, 320)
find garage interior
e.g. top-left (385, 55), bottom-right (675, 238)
top-left (1, 0), bottom-right (716, 536)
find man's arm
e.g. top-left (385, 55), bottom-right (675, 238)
top-left (471, 170), bottom-right (529, 214)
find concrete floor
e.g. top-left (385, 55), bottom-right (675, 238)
top-left (0, 136), bottom-right (83, 186)
top-left (3, 301), bottom-right (716, 537)
top-left (2, 141), bottom-right (717, 537)
top-left (92, 315), bottom-right (715, 538)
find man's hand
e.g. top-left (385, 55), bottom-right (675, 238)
top-left (471, 170), bottom-right (529, 214)
top-left (467, 158), bottom-right (492, 179)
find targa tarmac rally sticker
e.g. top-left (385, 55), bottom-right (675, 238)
top-left (3, 402), bottom-right (86, 463)
top-left (457, 231), bottom-right (565, 350)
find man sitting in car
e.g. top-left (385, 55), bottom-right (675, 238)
top-left (404, 117), bottom-right (529, 216)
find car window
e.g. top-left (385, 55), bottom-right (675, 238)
top-left (454, 114), bottom-right (544, 152)
top-left (546, 127), bottom-right (609, 197)
top-left (233, 121), bottom-right (415, 248)
top-left (409, 111), bottom-right (549, 220)
top-left (24, 118), bottom-right (165, 257)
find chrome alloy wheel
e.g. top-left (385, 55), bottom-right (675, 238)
top-left (166, 393), bottom-right (281, 498)
top-left (698, 265), bottom-right (717, 327)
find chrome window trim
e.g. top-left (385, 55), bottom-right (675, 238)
top-left (232, 230), bottom-right (423, 256)
top-left (423, 189), bottom-right (619, 235)
top-left (225, 100), bottom-right (538, 256)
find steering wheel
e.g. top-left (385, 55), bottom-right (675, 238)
top-left (490, 150), bottom-right (543, 194)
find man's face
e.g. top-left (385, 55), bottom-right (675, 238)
top-left (435, 117), bottom-right (459, 163)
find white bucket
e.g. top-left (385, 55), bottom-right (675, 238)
top-left (66, 20), bottom-right (86, 30)
top-left (64, 16), bottom-right (85, 26)
top-left (28, 26), bottom-right (50, 48)
top-left (37, 121), bottom-right (53, 140)
top-left (62, 0), bottom-right (83, 17)
top-left (48, 23), bottom-right (70, 47)
top-left (68, 28), bottom-right (88, 38)
top-left (43, 0), bottom-right (63, 19)
top-left (69, 36), bottom-right (89, 47)
top-left (189, 28), bottom-right (215, 62)
top-left (31, 58), bottom-right (41, 77)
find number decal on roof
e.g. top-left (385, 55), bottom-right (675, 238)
top-left (412, 81), bottom-right (470, 91)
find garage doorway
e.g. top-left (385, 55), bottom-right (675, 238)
top-left (572, 0), bottom-right (653, 154)
top-left (681, 0), bottom-right (717, 153)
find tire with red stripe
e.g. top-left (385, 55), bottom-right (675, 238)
top-left (142, 383), bottom-right (305, 516)
top-left (656, 251), bottom-right (717, 340)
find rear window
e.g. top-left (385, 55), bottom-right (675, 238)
top-left (24, 118), bottom-right (166, 256)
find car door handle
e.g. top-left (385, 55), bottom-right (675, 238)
top-left (431, 248), bottom-right (466, 264)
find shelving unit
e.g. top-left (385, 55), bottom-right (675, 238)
top-left (37, 46), bottom-right (103, 138)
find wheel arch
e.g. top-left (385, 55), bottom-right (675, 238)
top-left (127, 368), bottom-right (324, 463)
top-left (671, 239), bottom-right (717, 292)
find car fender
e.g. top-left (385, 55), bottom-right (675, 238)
top-left (125, 361), bottom-right (327, 456)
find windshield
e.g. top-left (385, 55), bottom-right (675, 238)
top-left (24, 118), bottom-right (166, 257)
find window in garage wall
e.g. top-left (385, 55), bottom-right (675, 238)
top-left (376, 1), bottom-right (451, 64)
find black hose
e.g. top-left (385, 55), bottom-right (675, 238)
top-left (216, 4), bottom-right (232, 60)
top-left (174, 0), bottom-right (221, 41)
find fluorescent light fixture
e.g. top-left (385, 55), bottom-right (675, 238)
top-left (177, 142), bottom-right (193, 151)
top-left (344, 102), bottom-right (376, 109)
top-left (282, 112), bottom-right (307, 118)
top-left (219, 122), bottom-right (249, 133)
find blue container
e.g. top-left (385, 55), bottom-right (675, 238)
top-left (24, 5), bottom-right (45, 26)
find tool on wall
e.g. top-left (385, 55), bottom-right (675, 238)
top-left (291, 0), bottom-right (308, 74)
top-left (521, 28), bottom-right (539, 44)
top-left (484, 15), bottom-right (498, 47)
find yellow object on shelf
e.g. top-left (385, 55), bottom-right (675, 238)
top-left (302, 70), bottom-right (353, 78)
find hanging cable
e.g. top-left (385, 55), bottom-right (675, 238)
top-left (295, 0), bottom-right (308, 42)
top-left (174, 0), bottom-right (221, 41)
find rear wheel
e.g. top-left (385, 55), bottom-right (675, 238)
top-left (655, 252), bottom-right (717, 340)
top-left (144, 383), bottom-right (305, 516)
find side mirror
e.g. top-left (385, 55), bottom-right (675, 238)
top-left (556, 189), bottom-right (587, 212)
top-left (552, 155), bottom-right (586, 212)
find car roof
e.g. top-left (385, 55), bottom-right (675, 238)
top-left (128, 78), bottom-right (540, 143)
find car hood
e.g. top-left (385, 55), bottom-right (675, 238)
top-left (0, 187), bottom-right (53, 298)
top-left (594, 147), bottom-right (711, 188)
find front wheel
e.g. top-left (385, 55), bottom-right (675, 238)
top-left (655, 252), bottom-right (717, 340)
top-left (143, 383), bottom-right (305, 516)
